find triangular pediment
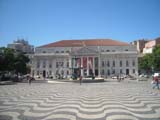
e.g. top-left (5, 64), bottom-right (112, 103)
top-left (70, 47), bottom-right (99, 56)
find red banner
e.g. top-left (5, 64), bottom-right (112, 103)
top-left (83, 57), bottom-right (87, 69)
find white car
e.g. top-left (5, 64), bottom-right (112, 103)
top-left (153, 73), bottom-right (160, 77)
top-left (111, 76), bottom-right (118, 79)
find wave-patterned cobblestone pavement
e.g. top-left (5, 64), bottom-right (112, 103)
top-left (0, 81), bottom-right (160, 120)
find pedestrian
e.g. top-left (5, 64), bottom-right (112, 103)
top-left (28, 76), bottom-right (32, 85)
top-left (91, 72), bottom-right (95, 80)
top-left (117, 75), bottom-right (120, 82)
top-left (79, 76), bottom-right (82, 85)
top-left (152, 75), bottom-right (159, 89)
top-left (92, 75), bottom-right (95, 80)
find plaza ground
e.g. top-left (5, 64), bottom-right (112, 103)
top-left (0, 79), bottom-right (160, 120)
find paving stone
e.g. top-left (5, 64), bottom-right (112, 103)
top-left (0, 80), bottom-right (160, 120)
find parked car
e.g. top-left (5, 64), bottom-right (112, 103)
top-left (111, 76), bottom-right (118, 79)
top-left (35, 75), bottom-right (40, 79)
top-left (139, 74), bottom-right (149, 78)
top-left (71, 73), bottom-right (78, 80)
top-left (0, 74), bottom-right (11, 81)
top-left (139, 74), bottom-right (145, 78)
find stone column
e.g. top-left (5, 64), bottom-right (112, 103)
top-left (98, 55), bottom-right (101, 77)
top-left (81, 57), bottom-right (84, 76)
top-left (93, 57), bottom-right (95, 76)
top-left (69, 57), bottom-right (72, 75)
top-left (87, 57), bottom-right (89, 76)
top-left (46, 59), bottom-right (49, 78)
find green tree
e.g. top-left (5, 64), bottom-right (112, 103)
top-left (14, 53), bottom-right (30, 75)
top-left (138, 53), bottom-right (154, 73)
top-left (138, 45), bottom-right (160, 73)
top-left (152, 45), bottom-right (160, 71)
top-left (0, 47), bottom-right (30, 75)
top-left (0, 47), bottom-right (15, 72)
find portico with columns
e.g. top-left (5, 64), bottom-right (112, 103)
top-left (70, 47), bottom-right (100, 77)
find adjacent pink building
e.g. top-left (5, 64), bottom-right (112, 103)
top-left (143, 38), bottom-right (160, 54)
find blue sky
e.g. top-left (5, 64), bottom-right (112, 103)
top-left (0, 0), bottom-right (160, 47)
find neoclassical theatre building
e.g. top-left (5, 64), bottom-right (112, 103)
top-left (31, 39), bottom-right (138, 78)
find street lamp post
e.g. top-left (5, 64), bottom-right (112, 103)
top-left (151, 66), bottom-right (154, 75)
top-left (71, 56), bottom-right (79, 79)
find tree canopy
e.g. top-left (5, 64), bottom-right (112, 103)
top-left (0, 47), bottom-right (30, 75)
top-left (0, 47), bottom-right (15, 71)
top-left (139, 45), bottom-right (160, 73)
top-left (138, 53), bottom-right (153, 70)
top-left (152, 45), bottom-right (160, 71)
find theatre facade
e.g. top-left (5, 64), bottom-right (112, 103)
top-left (31, 39), bottom-right (138, 78)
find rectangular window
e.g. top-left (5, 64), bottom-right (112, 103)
top-left (67, 70), bottom-right (69, 75)
top-left (56, 70), bottom-right (59, 75)
top-left (49, 71), bottom-right (52, 75)
top-left (37, 71), bottom-right (39, 75)
top-left (126, 60), bottom-right (129, 67)
top-left (61, 62), bottom-right (64, 67)
top-left (107, 69), bottom-right (110, 75)
top-left (94, 57), bottom-right (98, 68)
top-left (133, 69), bottom-right (135, 74)
top-left (67, 61), bottom-right (69, 67)
top-left (112, 69), bottom-right (115, 74)
top-left (101, 69), bottom-right (105, 75)
top-left (43, 61), bottom-right (46, 68)
top-left (113, 60), bottom-right (115, 67)
top-left (56, 62), bottom-right (64, 68)
top-left (120, 69), bottom-right (122, 74)
top-left (107, 61), bottom-right (110, 67)
top-left (132, 60), bottom-right (135, 66)
top-left (56, 62), bottom-right (59, 68)
top-left (37, 61), bottom-right (40, 68)
top-left (49, 62), bottom-right (52, 68)
top-left (120, 60), bottom-right (122, 67)
top-left (101, 61), bottom-right (105, 67)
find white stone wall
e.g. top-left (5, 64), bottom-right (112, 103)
top-left (143, 47), bottom-right (153, 54)
top-left (31, 54), bottom-right (70, 79)
top-left (100, 53), bottom-right (138, 77)
top-left (32, 45), bottom-right (138, 79)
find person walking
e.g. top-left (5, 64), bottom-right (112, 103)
top-left (91, 72), bottom-right (95, 80)
top-left (79, 76), bottom-right (82, 85)
top-left (28, 76), bottom-right (34, 85)
top-left (117, 75), bottom-right (120, 82)
top-left (28, 76), bottom-right (32, 85)
top-left (152, 75), bottom-right (159, 89)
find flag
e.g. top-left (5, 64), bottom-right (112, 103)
top-left (83, 57), bottom-right (87, 69)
